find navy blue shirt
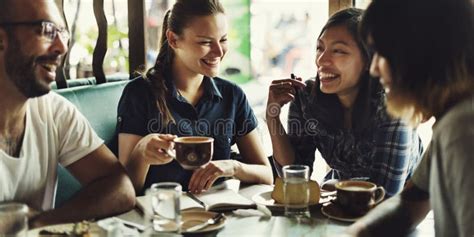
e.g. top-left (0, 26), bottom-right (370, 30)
top-left (116, 76), bottom-right (258, 193)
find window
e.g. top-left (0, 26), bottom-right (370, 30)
top-left (63, 0), bottom-right (129, 79)
top-left (354, 0), bottom-right (371, 9)
top-left (251, 0), bottom-right (329, 80)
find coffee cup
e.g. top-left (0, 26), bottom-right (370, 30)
top-left (169, 136), bottom-right (214, 170)
top-left (335, 180), bottom-right (385, 216)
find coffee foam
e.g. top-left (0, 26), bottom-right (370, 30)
top-left (340, 186), bottom-right (371, 192)
top-left (336, 181), bottom-right (375, 192)
top-left (174, 136), bottom-right (214, 143)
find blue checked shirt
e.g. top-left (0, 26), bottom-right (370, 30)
top-left (275, 81), bottom-right (423, 197)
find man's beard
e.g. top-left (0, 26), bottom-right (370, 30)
top-left (5, 37), bottom-right (52, 98)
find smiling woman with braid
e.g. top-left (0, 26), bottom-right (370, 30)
top-left (115, 0), bottom-right (272, 195)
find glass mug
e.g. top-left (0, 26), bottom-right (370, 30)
top-left (147, 182), bottom-right (182, 233)
top-left (282, 165), bottom-right (310, 218)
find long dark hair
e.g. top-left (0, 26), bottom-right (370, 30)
top-left (360, 0), bottom-right (474, 122)
top-left (0, 0), bottom-right (12, 22)
top-left (310, 8), bottom-right (382, 132)
top-left (144, 0), bottom-right (225, 125)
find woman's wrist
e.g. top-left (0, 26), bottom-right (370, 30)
top-left (265, 109), bottom-right (280, 120)
top-left (231, 160), bottom-right (243, 177)
top-left (265, 102), bottom-right (282, 121)
top-left (265, 114), bottom-right (281, 127)
top-left (130, 146), bottom-right (147, 165)
top-left (28, 212), bottom-right (49, 229)
top-left (132, 142), bottom-right (158, 166)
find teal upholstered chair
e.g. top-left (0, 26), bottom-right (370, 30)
top-left (54, 80), bottom-right (129, 207)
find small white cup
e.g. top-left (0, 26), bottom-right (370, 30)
top-left (282, 165), bottom-right (310, 218)
top-left (147, 182), bottom-right (182, 233)
top-left (0, 203), bottom-right (28, 237)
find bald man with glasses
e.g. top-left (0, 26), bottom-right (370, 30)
top-left (0, 20), bottom-right (70, 43)
top-left (0, 0), bottom-right (135, 228)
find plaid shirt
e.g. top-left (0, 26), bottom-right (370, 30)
top-left (276, 82), bottom-right (423, 197)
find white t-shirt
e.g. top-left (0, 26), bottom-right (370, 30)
top-left (412, 96), bottom-right (474, 237)
top-left (0, 92), bottom-right (103, 211)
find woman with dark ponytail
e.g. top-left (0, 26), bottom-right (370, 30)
top-left (116, 0), bottom-right (272, 194)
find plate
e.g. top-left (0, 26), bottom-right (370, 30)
top-left (251, 191), bottom-right (319, 212)
top-left (28, 221), bottom-right (97, 236)
top-left (321, 202), bottom-right (362, 222)
top-left (181, 210), bottom-right (226, 234)
top-left (28, 223), bottom-right (75, 236)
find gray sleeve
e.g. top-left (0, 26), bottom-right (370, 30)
top-left (442, 133), bottom-right (474, 237)
top-left (410, 144), bottom-right (431, 192)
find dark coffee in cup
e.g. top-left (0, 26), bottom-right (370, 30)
top-left (335, 180), bottom-right (385, 216)
top-left (173, 136), bottom-right (214, 170)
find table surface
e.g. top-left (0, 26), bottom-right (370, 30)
top-left (117, 180), bottom-right (434, 236)
top-left (29, 180), bottom-right (435, 236)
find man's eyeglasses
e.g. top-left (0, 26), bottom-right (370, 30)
top-left (0, 20), bottom-right (70, 42)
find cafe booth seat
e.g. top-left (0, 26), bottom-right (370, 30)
top-left (53, 79), bottom-right (129, 207)
top-left (50, 73), bottom-right (129, 90)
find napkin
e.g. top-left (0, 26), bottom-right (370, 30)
top-left (232, 204), bottom-right (272, 217)
top-left (97, 217), bottom-right (141, 236)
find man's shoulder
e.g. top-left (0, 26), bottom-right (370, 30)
top-left (26, 92), bottom-right (83, 128)
top-left (435, 96), bottom-right (474, 140)
top-left (438, 96), bottom-right (474, 124)
top-left (29, 91), bottom-right (73, 110)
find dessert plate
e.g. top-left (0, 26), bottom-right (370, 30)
top-left (181, 210), bottom-right (226, 234)
top-left (252, 191), bottom-right (319, 212)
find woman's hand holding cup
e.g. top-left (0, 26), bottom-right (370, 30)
top-left (135, 133), bottom-right (177, 165)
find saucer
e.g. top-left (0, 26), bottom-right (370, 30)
top-left (181, 210), bottom-right (226, 234)
top-left (252, 191), bottom-right (319, 212)
top-left (320, 202), bottom-right (362, 222)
